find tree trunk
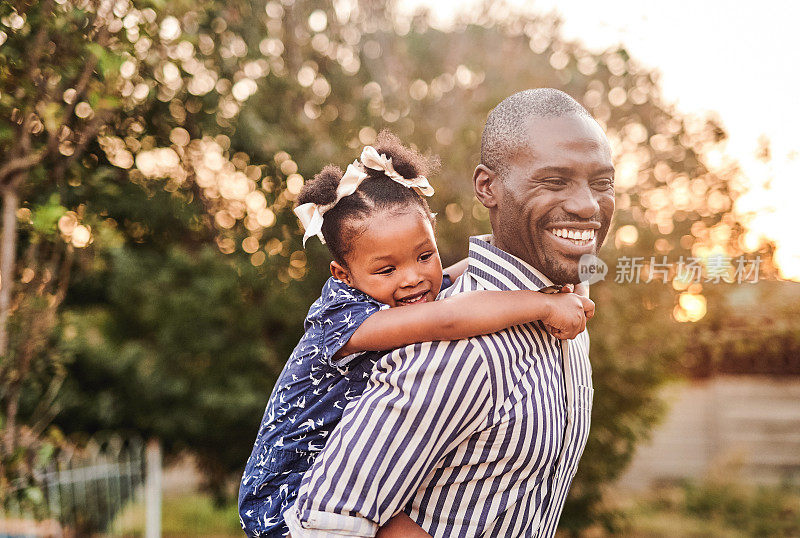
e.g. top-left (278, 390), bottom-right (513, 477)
top-left (0, 184), bottom-right (19, 358)
top-left (0, 183), bottom-right (19, 453)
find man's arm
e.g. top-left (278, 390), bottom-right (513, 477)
top-left (286, 339), bottom-right (492, 537)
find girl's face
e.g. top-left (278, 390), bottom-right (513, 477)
top-left (330, 208), bottom-right (443, 307)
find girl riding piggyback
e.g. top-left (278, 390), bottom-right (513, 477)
top-left (239, 131), bottom-right (594, 537)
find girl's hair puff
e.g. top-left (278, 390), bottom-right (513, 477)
top-left (297, 131), bottom-right (440, 266)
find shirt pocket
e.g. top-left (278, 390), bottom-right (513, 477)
top-left (574, 384), bottom-right (594, 412)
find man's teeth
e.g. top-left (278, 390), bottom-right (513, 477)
top-left (551, 228), bottom-right (596, 243)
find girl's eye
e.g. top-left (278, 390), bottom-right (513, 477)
top-left (419, 252), bottom-right (434, 262)
top-left (375, 267), bottom-right (394, 275)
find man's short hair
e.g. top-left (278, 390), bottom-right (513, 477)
top-left (480, 88), bottom-right (592, 176)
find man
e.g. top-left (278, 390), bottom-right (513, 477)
top-left (286, 88), bottom-right (615, 537)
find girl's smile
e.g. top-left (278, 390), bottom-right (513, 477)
top-left (330, 208), bottom-right (443, 308)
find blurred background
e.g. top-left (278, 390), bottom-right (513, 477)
top-left (1, 0), bottom-right (798, 536)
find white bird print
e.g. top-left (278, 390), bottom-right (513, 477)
top-left (300, 419), bottom-right (315, 431)
top-left (308, 441), bottom-right (324, 451)
top-left (307, 345), bottom-right (319, 356)
top-left (318, 430), bottom-right (329, 438)
top-left (279, 392), bottom-right (287, 404)
top-left (293, 433), bottom-right (306, 441)
top-left (273, 436), bottom-right (284, 447)
top-left (316, 418), bottom-right (324, 426)
top-left (310, 374), bottom-right (322, 386)
top-left (313, 387), bottom-right (322, 395)
top-left (262, 515), bottom-right (279, 527)
top-left (266, 423), bottom-right (276, 432)
top-left (287, 414), bottom-right (298, 423)
top-left (325, 372), bottom-right (335, 378)
top-left (324, 318), bottom-right (334, 326)
top-left (246, 509), bottom-right (254, 517)
top-left (311, 364), bottom-right (321, 372)
top-left (296, 396), bottom-right (306, 408)
top-left (279, 483), bottom-right (289, 497)
top-left (338, 289), bottom-right (354, 300)
top-left (342, 311), bottom-right (353, 324)
top-left (291, 373), bottom-right (299, 381)
top-left (333, 400), bottom-right (343, 409)
top-left (344, 388), bottom-right (358, 400)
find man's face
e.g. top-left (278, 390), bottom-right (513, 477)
top-left (490, 114), bottom-right (615, 284)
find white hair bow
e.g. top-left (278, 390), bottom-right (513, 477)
top-left (359, 145), bottom-right (435, 196)
top-left (294, 146), bottom-right (435, 246)
top-left (293, 161), bottom-right (367, 246)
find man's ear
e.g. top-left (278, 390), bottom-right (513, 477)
top-left (330, 261), bottom-right (352, 285)
top-left (473, 164), bottom-right (499, 209)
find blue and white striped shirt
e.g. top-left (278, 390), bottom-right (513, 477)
top-left (286, 235), bottom-right (593, 537)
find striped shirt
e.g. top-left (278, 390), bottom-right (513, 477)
top-left (286, 235), bottom-right (593, 537)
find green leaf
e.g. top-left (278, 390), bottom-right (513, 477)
top-left (30, 193), bottom-right (67, 237)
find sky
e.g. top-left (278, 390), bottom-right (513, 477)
top-left (398, 0), bottom-right (800, 280)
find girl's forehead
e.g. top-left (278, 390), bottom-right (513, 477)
top-left (349, 208), bottom-right (438, 261)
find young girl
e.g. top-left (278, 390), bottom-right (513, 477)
top-left (238, 132), bottom-right (594, 537)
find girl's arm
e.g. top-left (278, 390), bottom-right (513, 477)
top-left (442, 258), bottom-right (469, 280)
top-left (334, 289), bottom-right (593, 358)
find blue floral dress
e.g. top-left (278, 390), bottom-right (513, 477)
top-left (238, 278), bottom-right (389, 537)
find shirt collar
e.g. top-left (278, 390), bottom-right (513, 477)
top-left (467, 235), bottom-right (555, 292)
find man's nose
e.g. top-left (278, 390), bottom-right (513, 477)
top-left (563, 183), bottom-right (600, 219)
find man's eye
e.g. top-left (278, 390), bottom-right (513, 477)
top-left (542, 177), bottom-right (568, 187)
top-left (419, 252), bottom-right (434, 261)
top-left (593, 178), bottom-right (614, 190)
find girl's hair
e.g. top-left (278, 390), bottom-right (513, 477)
top-left (297, 131), bottom-right (440, 266)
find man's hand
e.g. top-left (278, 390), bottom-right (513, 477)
top-left (543, 288), bottom-right (595, 340)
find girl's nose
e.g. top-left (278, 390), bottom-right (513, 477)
top-left (400, 268), bottom-right (424, 288)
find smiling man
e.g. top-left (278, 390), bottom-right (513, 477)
top-left (286, 88), bottom-right (615, 537)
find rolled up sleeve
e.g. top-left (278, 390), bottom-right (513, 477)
top-left (287, 339), bottom-right (492, 536)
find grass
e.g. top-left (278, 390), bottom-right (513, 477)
top-left (110, 493), bottom-right (241, 537)
top-left (619, 480), bottom-right (800, 537)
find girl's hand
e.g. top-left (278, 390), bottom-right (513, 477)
top-left (543, 291), bottom-right (595, 340)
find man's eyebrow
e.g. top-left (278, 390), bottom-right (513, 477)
top-left (533, 165), bottom-right (616, 176)
top-left (595, 166), bottom-right (616, 176)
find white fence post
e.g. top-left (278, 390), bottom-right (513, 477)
top-left (145, 439), bottom-right (162, 538)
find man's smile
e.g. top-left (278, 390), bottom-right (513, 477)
top-left (545, 222), bottom-right (601, 253)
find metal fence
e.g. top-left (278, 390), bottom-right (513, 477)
top-left (1, 434), bottom-right (161, 537)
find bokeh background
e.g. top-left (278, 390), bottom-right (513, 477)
top-left (1, 0), bottom-right (798, 535)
